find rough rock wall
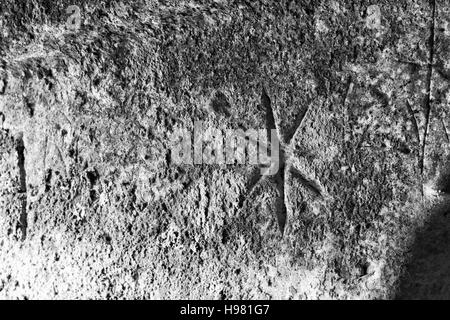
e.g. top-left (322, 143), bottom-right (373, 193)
top-left (0, 0), bottom-right (449, 299)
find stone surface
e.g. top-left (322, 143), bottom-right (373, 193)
top-left (0, 0), bottom-right (449, 299)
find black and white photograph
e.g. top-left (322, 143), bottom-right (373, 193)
top-left (0, 0), bottom-right (449, 304)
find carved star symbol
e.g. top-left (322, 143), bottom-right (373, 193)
top-left (224, 87), bottom-right (325, 235)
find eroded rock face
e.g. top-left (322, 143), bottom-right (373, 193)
top-left (0, 0), bottom-right (449, 299)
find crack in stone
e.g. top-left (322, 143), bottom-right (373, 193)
top-left (421, 0), bottom-right (437, 176)
top-left (15, 133), bottom-right (27, 241)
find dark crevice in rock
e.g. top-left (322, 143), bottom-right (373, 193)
top-left (15, 133), bottom-right (27, 241)
top-left (44, 169), bottom-right (52, 192)
top-left (86, 168), bottom-right (99, 187)
top-left (0, 78), bottom-right (6, 95)
top-left (0, 112), bottom-right (5, 128)
top-left (209, 90), bottom-right (231, 118)
top-left (24, 97), bottom-right (35, 118)
top-left (421, 0), bottom-right (437, 175)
